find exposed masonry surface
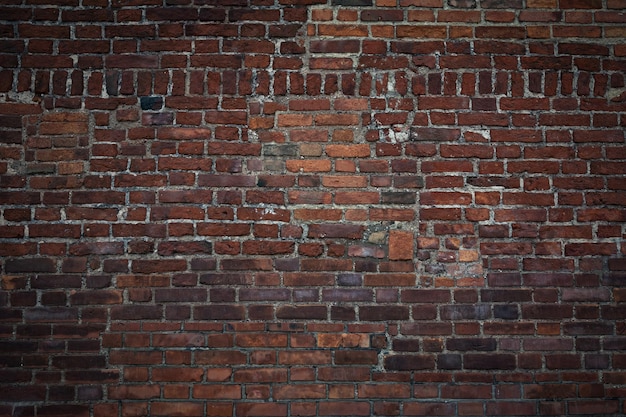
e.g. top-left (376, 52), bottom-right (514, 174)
top-left (1, 0), bottom-right (626, 416)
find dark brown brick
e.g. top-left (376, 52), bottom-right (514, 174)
top-left (464, 354), bottom-right (516, 370)
top-left (360, 306), bottom-right (409, 321)
top-left (384, 354), bottom-right (436, 370)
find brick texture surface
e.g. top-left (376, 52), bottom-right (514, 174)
top-left (0, 0), bottom-right (625, 416)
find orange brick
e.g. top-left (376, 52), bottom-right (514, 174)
top-left (389, 230), bottom-right (414, 260)
top-left (286, 160), bottom-right (332, 172)
top-left (322, 175), bottom-right (368, 188)
top-left (326, 144), bottom-right (370, 158)
top-left (317, 333), bottom-right (369, 348)
top-left (315, 114), bottom-right (360, 126)
top-left (277, 114), bottom-right (313, 127)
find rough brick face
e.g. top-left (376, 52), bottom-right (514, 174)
top-left (1, 0), bottom-right (625, 416)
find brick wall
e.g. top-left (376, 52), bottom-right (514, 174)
top-left (1, 0), bottom-right (625, 415)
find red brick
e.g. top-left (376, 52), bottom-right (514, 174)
top-left (235, 403), bottom-right (287, 417)
top-left (152, 367), bottom-right (203, 382)
top-left (485, 401), bottom-right (536, 416)
top-left (370, 208), bottom-right (415, 221)
top-left (225, 366), bottom-right (279, 383)
top-left (277, 114), bottom-right (313, 127)
top-left (568, 400), bottom-right (619, 415)
top-left (274, 384), bottom-right (325, 400)
top-left (404, 401), bottom-right (455, 416)
top-left (326, 144), bottom-right (370, 158)
top-left (279, 351), bottom-right (331, 365)
top-left (151, 402), bottom-right (203, 417)
top-left (195, 351), bottom-right (246, 366)
top-left (442, 384), bottom-right (492, 398)
top-left (308, 224), bottom-right (364, 239)
top-left (314, 114), bottom-right (360, 126)
top-left (565, 243), bottom-right (617, 256)
top-left (358, 383), bottom-right (411, 398)
top-left (286, 159), bottom-right (331, 172)
top-left (388, 230), bottom-right (414, 260)
top-left (193, 385), bottom-right (241, 399)
top-left (319, 402), bottom-right (370, 416)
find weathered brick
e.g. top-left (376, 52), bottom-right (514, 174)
top-left (6, 258), bottom-right (56, 273)
top-left (384, 354), bottom-right (436, 370)
top-left (388, 230), bottom-right (414, 261)
top-left (308, 224), bottom-right (364, 239)
top-left (150, 402), bottom-right (203, 417)
top-left (279, 351), bottom-right (331, 365)
top-left (276, 305), bottom-right (327, 320)
top-left (2, 2), bottom-right (624, 413)
top-left (360, 306), bottom-right (409, 321)
top-left (464, 354), bottom-right (516, 370)
top-left (194, 305), bottom-right (245, 320)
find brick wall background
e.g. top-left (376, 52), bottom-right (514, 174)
top-left (1, 0), bottom-right (626, 415)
